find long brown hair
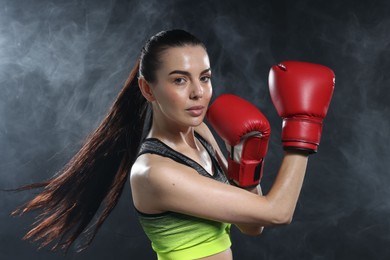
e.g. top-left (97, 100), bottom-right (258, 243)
top-left (12, 29), bottom-right (206, 252)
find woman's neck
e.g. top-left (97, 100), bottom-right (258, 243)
top-left (147, 123), bottom-right (198, 150)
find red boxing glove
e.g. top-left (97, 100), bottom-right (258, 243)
top-left (206, 94), bottom-right (270, 187)
top-left (268, 61), bottom-right (335, 153)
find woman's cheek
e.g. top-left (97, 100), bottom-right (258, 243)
top-left (205, 85), bottom-right (213, 100)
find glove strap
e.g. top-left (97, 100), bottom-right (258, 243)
top-left (227, 134), bottom-right (266, 188)
top-left (227, 158), bottom-right (264, 188)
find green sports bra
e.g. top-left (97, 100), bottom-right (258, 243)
top-left (135, 132), bottom-right (232, 259)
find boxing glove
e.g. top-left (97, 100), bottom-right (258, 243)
top-left (206, 94), bottom-right (270, 188)
top-left (268, 61), bottom-right (335, 153)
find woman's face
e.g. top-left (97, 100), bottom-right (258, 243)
top-left (149, 45), bottom-right (212, 130)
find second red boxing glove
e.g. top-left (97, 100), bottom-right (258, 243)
top-left (268, 61), bottom-right (335, 153)
top-left (206, 94), bottom-right (270, 188)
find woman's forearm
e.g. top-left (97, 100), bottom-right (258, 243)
top-left (264, 152), bottom-right (309, 224)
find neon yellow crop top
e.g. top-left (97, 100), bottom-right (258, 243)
top-left (135, 132), bottom-right (232, 259)
top-left (137, 211), bottom-right (231, 259)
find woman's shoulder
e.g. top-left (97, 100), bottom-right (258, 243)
top-left (131, 122), bottom-right (220, 188)
top-left (131, 151), bottom-right (196, 185)
top-left (130, 152), bottom-right (198, 212)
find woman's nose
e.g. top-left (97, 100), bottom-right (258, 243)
top-left (190, 81), bottom-right (203, 99)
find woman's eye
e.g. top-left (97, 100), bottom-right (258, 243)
top-left (174, 78), bottom-right (186, 85)
top-left (200, 75), bottom-right (211, 83)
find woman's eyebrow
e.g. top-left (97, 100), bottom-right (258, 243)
top-left (168, 68), bottom-right (211, 76)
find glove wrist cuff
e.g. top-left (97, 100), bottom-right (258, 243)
top-left (281, 117), bottom-right (323, 152)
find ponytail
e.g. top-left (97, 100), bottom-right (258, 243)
top-left (13, 29), bottom-right (205, 252)
top-left (12, 58), bottom-right (150, 252)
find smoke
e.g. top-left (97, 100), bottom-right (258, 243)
top-left (1, 0), bottom-right (390, 259)
top-left (0, 0), bottom-right (164, 258)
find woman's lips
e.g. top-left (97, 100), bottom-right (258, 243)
top-left (186, 106), bottom-right (205, 116)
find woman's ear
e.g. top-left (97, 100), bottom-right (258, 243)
top-left (138, 77), bottom-right (155, 102)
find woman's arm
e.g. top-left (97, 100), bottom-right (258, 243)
top-left (228, 152), bottom-right (308, 234)
top-left (197, 122), bottom-right (307, 233)
top-left (131, 151), bottom-right (308, 227)
top-left (233, 185), bottom-right (264, 236)
top-left (131, 122), bottom-right (309, 228)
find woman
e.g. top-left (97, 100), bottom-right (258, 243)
top-left (13, 29), bottom-right (333, 259)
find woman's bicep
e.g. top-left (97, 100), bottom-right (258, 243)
top-left (148, 164), bottom-right (276, 226)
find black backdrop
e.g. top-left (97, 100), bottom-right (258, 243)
top-left (1, 0), bottom-right (390, 259)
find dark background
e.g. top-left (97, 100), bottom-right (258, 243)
top-left (1, 0), bottom-right (390, 259)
